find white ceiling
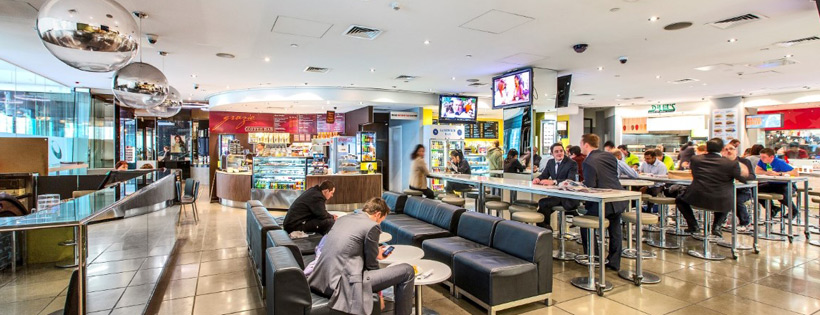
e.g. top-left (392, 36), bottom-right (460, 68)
top-left (0, 0), bottom-right (819, 112)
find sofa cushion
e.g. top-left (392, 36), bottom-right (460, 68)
top-left (292, 234), bottom-right (323, 255)
top-left (422, 236), bottom-right (488, 269)
top-left (247, 200), bottom-right (263, 209)
top-left (382, 191), bottom-right (408, 214)
top-left (249, 207), bottom-right (281, 284)
top-left (390, 220), bottom-right (451, 247)
top-left (491, 220), bottom-right (553, 295)
top-left (267, 230), bottom-right (305, 269)
top-left (403, 196), bottom-right (464, 232)
top-left (453, 248), bottom-right (539, 305)
top-left (456, 212), bottom-right (503, 246)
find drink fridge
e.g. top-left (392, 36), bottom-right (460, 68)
top-left (330, 136), bottom-right (359, 174)
top-left (422, 125), bottom-right (465, 191)
top-left (358, 131), bottom-right (377, 173)
top-left (251, 156), bottom-right (308, 209)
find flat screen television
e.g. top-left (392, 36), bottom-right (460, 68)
top-left (438, 95), bottom-right (478, 124)
top-left (555, 75), bottom-right (572, 108)
top-left (492, 68), bottom-right (533, 109)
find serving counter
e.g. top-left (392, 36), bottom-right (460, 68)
top-left (306, 173), bottom-right (383, 210)
top-left (215, 170), bottom-right (252, 208)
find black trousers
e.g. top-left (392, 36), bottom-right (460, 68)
top-left (408, 185), bottom-right (435, 199)
top-left (758, 183), bottom-right (798, 217)
top-left (643, 186), bottom-right (665, 213)
top-left (293, 217), bottom-right (335, 235)
top-left (712, 191), bottom-right (752, 227)
top-left (675, 197), bottom-right (730, 231)
top-left (536, 197), bottom-right (580, 228)
top-left (444, 182), bottom-right (472, 194)
top-left (579, 202), bottom-right (623, 270)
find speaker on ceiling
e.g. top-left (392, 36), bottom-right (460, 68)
top-left (555, 75), bottom-right (572, 108)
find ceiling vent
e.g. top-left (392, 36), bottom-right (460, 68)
top-left (668, 78), bottom-right (700, 84)
top-left (576, 93), bottom-right (594, 97)
top-left (751, 58), bottom-right (797, 69)
top-left (304, 66), bottom-right (330, 73)
top-left (342, 25), bottom-right (383, 40)
top-left (394, 75), bottom-right (417, 81)
top-left (468, 82), bottom-right (488, 87)
top-left (707, 13), bottom-right (766, 29)
top-left (774, 36), bottom-right (820, 47)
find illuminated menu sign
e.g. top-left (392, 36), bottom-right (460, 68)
top-left (745, 114), bottom-right (783, 129)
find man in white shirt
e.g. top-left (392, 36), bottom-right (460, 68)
top-left (638, 150), bottom-right (668, 212)
top-left (611, 149), bottom-right (638, 179)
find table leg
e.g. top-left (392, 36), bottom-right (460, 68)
top-left (415, 285), bottom-right (422, 315)
top-left (597, 201), bottom-right (606, 296)
top-left (477, 183), bottom-right (485, 214)
top-left (731, 187), bottom-right (737, 259)
top-left (753, 186), bottom-right (759, 254)
top-left (787, 184), bottom-right (794, 243)
top-left (77, 224), bottom-right (87, 314)
top-left (805, 181), bottom-right (811, 240)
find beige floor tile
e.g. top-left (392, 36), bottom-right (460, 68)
top-left (697, 293), bottom-right (800, 315)
top-left (621, 258), bottom-right (686, 275)
top-left (201, 238), bottom-right (247, 250)
top-left (163, 278), bottom-right (198, 300)
top-left (692, 261), bottom-right (770, 282)
top-left (142, 255), bottom-right (170, 269)
top-left (198, 257), bottom-right (251, 277)
top-left (731, 283), bottom-right (820, 314)
top-left (200, 247), bottom-right (249, 263)
top-left (130, 268), bottom-right (163, 286)
top-left (86, 288), bottom-right (125, 313)
top-left (0, 297), bottom-right (53, 315)
top-left (169, 263), bottom-right (201, 280)
top-left (195, 270), bottom-right (256, 295)
top-left (641, 275), bottom-right (716, 304)
top-left (606, 285), bottom-right (691, 315)
top-left (555, 294), bottom-right (646, 315)
top-left (0, 278), bottom-right (69, 304)
top-left (227, 308), bottom-right (265, 315)
top-left (116, 284), bottom-right (154, 308)
top-left (172, 251), bottom-right (202, 266)
top-left (109, 304), bottom-right (146, 315)
top-left (666, 304), bottom-right (725, 315)
top-left (38, 297), bottom-right (66, 315)
top-left (192, 287), bottom-right (263, 315)
top-left (547, 277), bottom-right (591, 304)
top-left (87, 271), bottom-right (136, 292)
top-left (665, 267), bottom-right (747, 292)
top-left (156, 296), bottom-right (194, 315)
top-left (755, 273), bottom-right (820, 300)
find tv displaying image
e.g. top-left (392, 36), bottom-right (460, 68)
top-left (492, 68), bottom-right (533, 109)
top-left (439, 95), bottom-right (478, 123)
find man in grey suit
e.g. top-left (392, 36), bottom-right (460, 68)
top-left (308, 198), bottom-right (415, 315)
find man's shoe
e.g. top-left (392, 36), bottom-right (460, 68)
top-left (605, 264), bottom-right (619, 272)
top-left (684, 227), bottom-right (699, 234)
top-left (711, 229), bottom-right (723, 238)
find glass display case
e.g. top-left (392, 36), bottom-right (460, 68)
top-left (309, 153), bottom-right (329, 175)
top-left (223, 154), bottom-right (249, 173)
top-left (251, 156), bottom-right (308, 209)
top-left (330, 136), bottom-right (360, 174)
top-left (359, 132), bottom-right (377, 162)
top-left (464, 153), bottom-right (488, 175)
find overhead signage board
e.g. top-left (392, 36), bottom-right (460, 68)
top-left (390, 111), bottom-right (419, 120)
top-left (429, 125), bottom-right (465, 140)
top-left (745, 114), bottom-right (783, 129)
top-left (648, 103), bottom-right (676, 114)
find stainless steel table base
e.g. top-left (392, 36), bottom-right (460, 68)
top-left (810, 240), bottom-right (820, 247)
top-left (688, 210), bottom-right (726, 261)
top-left (553, 250), bottom-right (577, 261)
top-left (717, 239), bottom-right (753, 250)
top-left (574, 255), bottom-right (608, 266)
top-left (622, 249), bottom-right (656, 259)
top-left (414, 285), bottom-right (439, 315)
top-left (570, 277), bottom-right (613, 295)
top-left (619, 270), bottom-right (661, 285)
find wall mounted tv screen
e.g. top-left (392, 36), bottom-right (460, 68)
top-left (492, 68), bottom-right (533, 109)
top-left (439, 95), bottom-right (478, 123)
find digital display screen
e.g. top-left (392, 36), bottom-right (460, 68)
top-left (745, 114), bottom-right (783, 129)
top-left (492, 68), bottom-right (533, 109)
top-left (438, 95), bottom-right (478, 123)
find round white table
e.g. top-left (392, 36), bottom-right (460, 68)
top-left (379, 232), bottom-right (392, 243)
top-left (378, 245), bottom-right (424, 268)
top-left (328, 210), bottom-right (351, 218)
top-left (410, 259), bottom-right (451, 315)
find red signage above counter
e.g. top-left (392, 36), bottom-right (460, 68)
top-left (209, 112), bottom-right (345, 134)
top-left (759, 105), bottom-right (820, 130)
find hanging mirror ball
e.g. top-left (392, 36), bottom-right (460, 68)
top-left (112, 62), bottom-right (169, 109)
top-left (36, 0), bottom-right (138, 72)
top-left (147, 86), bottom-right (182, 118)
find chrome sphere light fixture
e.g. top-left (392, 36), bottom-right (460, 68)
top-left (147, 86), bottom-right (181, 117)
top-left (111, 11), bottom-right (168, 109)
top-left (36, 0), bottom-right (139, 72)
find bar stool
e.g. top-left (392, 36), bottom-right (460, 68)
top-left (509, 204), bottom-right (536, 213)
top-left (512, 212), bottom-right (545, 225)
top-left (688, 207), bottom-right (725, 260)
top-left (485, 201), bottom-right (510, 218)
top-left (794, 187), bottom-right (810, 225)
top-left (570, 216), bottom-right (613, 295)
top-left (757, 193), bottom-right (786, 241)
top-left (810, 197), bottom-right (820, 247)
top-left (553, 206), bottom-right (577, 261)
top-left (646, 196), bottom-right (680, 249)
top-left (436, 193), bottom-right (459, 200)
top-left (619, 212), bottom-right (661, 285)
top-left (512, 199), bottom-right (539, 208)
top-left (403, 189), bottom-right (423, 197)
top-left (442, 197), bottom-right (466, 207)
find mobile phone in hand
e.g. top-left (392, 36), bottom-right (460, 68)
top-left (383, 246), bottom-right (395, 257)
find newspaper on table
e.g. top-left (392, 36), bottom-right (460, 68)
top-left (554, 180), bottom-right (612, 193)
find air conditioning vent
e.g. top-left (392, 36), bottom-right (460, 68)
top-left (576, 93), bottom-right (594, 97)
top-left (343, 25), bottom-right (383, 40)
top-left (707, 13), bottom-right (766, 29)
top-left (395, 75), bottom-right (417, 81)
top-left (668, 78), bottom-right (700, 84)
top-left (775, 36), bottom-right (820, 47)
top-left (752, 58), bottom-right (797, 69)
top-left (304, 66), bottom-right (330, 73)
top-left (468, 82), bottom-right (487, 87)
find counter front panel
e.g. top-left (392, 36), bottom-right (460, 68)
top-left (306, 174), bottom-right (382, 205)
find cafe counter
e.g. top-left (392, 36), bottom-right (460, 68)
top-left (306, 173), bottom-right (383, 210)
top-left (216, 170), bottom-right (252, 208)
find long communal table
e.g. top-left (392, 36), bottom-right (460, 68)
top-left (636, 175), bottom-right (759, 259)
top-left (428, 172), bottom-right (642, 296)
top-left (755, 175), bottom-right (811, 243)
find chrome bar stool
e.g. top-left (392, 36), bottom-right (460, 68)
top-left (441, 197), bottom-right (466, 207)
top-left (620, 211), bottom-right (661, 285)
top-left (553, 206), bottom-right (577, 261)
top-left (757, 193), bottom-right (786, 241)
top-left (485, 201), bottom-right (510, 218)
top-left (436, 193), bottom-right (459, 200)
top-left (512, 199), bottom-right (539, 208)
top-left (570, 215), bottom-right (613, 294)
top-left (810, 197), bottom-right (820, 247)
top-left (688, 207), bottom-right (725, 260)
top-left (646, 196), bottom-right (680, 249)
top-left (512, 211), bottom-right (545, 226)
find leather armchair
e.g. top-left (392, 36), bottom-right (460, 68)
top-left (381, 196), bottom-right (465, 246)
top-left (382, 191), bottom-right (408, 214)
top-left (248, 206), bottom-right (281, 285)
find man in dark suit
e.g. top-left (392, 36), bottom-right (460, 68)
top-left (578, 134), bottom-right (627, 271)
top-left (676, 138), bottom-right (747, 236)
top-left (283, 180), bottom-right (336, 235)
top-left (533, 143), bottom-right (580, 228)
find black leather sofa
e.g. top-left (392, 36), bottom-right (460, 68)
top-left (380, 196), bottom-right (465, 247)
top-left (247, 204), bottom-right (281, 287)
top-left (382, 191), bottom-right (408, 214)
top-left (265, 246), bottom-right (380, 315)
top-left (246, 200), bottom-right (264, 246)
top-left (266, 229), bottom-right (316, 269)
top-left (452, 220), bottom-right (552, 314)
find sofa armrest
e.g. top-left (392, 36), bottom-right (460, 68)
top-left (382, 191), bottom-right (408, 214)
top-left (491, 221), bottom-right (553, 295)
top-left (266, 247), bottom-right (312, 314)
top-left (267, 230), bottom-right (305, 269)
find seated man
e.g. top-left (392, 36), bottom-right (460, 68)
top-left (676, 138), bottom-right (746, 236)
top-left (611, 149), bottom-right (638, 179)
top-left (618, 145), bottom-right (640, 170)
top-left (718, 143), bottom-right (755, 232)
top-left (283, 180), bottom-right (336, 235)
top-left (578, 134), bottom-right (627, 271)
top-left (445, 150), bottom-right (473, 193)
top-left (532, 143), bottom-right (580, 228)
top-left (755, 148), bottom-right (799, 219)
top-left (638, 150), bottom-right (668, 212)
top-left (308, 198), bottom-right (415, 315)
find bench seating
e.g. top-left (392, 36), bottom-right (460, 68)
top-left (380, 196), bottom-right (465, 247)
top-left (247, 205), bottom-right (281, 286)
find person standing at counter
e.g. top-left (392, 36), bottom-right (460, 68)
top-left (533, 143), bottom-right (580, 228)
top-left (677, 142), bottom-right (695, 170)
top-left (283, 180), bottom-right (337, 235)
top-left (578, 134), bottom-right (627, 271)
top-left (445, 150), bottom-right (472, 193)
top-left (786, 142), bottom-right (809, 159)
top-left (486, 140), bottom-right (503, 171)
top-left (115, 161), bottom-right (129, 170)
top-left (504, 149), bottom-right (526, 173)
top-left (255, 143), bottom-right (267, 156)
top-left (408, 145), bottom-right (434, 199)
top-left (568, 146), bottom-right (585, 181)
top-left (755, 148), bottom-right (799, 219)
top-left (617, 145), bottom-right (640, 169)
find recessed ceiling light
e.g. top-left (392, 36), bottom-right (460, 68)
top-left (616, 94), bottom-right (621, 97)
top-left (597, 66), bottom-right (604, 71)
top-left (465, 54), bottom-right (472, 58)
top-left (648, 16), bottom-right (660, 22)
top-left (190, 74), bottom-right (197, 78)
top-left (664, 21), bottom-right (693, 31)
top-left (304, 82), bottom-right (308, 86)
top-left (264, 57), bottom-right (270, 62)
top-left (785, 54), bottom-right (794, 58)
top-left (655, 75), bottom-right (661, 79)
top-left (702, 83), bottom-right (708, 86)
top-left (326, 101), bottom-right (331, 105)
top-left (727, 38), bottom-right (738, 43)
top-left (609, 7), bottom-right (620, 12)
top-left (359, 101), bottom-right (363, 105)
top-left (216, 53), bottom-right (235, 58)
top-left (226, 85), bottom-right (230, 89)
top-left (424, 40), bottom-right (430, 45)
top-left (370, 68), bottom-right (375, 73)
top-left (290, 44), bottom-right (299, 48)
top-left (451, 77), bottom-right (456, 80)
top-left (429, 89), bottom-right (433, 92)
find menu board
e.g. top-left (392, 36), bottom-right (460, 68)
top-left (317, 113), bottom-right (345, 133)
top-left (210, 112), bottom-right (345, 134)
top-left (712, 108), bottom-right (739, 143)
top-left (541, 120), bottom-right (556, 154)
top-left (297, 114), bottom-right (317, 134)
top-left (622, 117), bottom-right (647, 134)
top-left (464, 121), bottom-right (499, 139)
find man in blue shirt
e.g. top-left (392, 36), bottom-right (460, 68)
top-left (638, 150), bottom-right (668, 212)
top-left (755, 148), bottom-right (798, 218)
top-left (611, 149), bottom-right (638, 179)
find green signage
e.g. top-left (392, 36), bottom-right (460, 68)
top-left (648, 103), bottom-right (676, 113)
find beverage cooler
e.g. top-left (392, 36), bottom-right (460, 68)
top-left (330, 136), bottom-right (360, 174)
top-left (422, 125), bottom-right (465, 191)
top-left (251, 156), bottom-right (308, 209)
top-left (358, 132), bottom-right (377, 173)
top-left (464, 154), bottom-right (488, 175)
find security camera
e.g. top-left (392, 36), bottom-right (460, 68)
top-left (573, 44), bottom-right (588, 53)
top-left (618, 56), bottom-right (628, 64)
top-left (193, 84), bottom-right (199, 90)
top-left (146, 33), bottom-right (158, 44)
top-left (391, 2), bottom-right (400, 10)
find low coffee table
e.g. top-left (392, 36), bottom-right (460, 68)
top-left (379, 232), bottom-right (392, 243)
top-left (379, 245), bottom-right (424, 268)
top-left (410, 259), bottom-right (451, 315)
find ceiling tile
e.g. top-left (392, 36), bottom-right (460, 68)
top-left (498, 53), bottom-right (548, 66)
top-left (0, 1), bottom-right (37, 20)
top-left (271, 16), bottom-right (333, 38)
top-left (460, 9), bottom-right (534, 34)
